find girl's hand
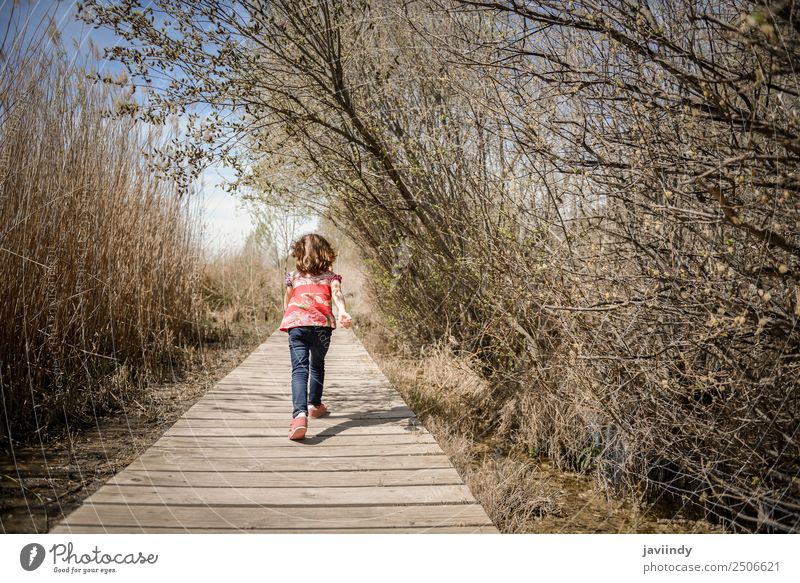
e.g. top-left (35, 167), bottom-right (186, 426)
top-left (339, 312), bottom-right (353, 328)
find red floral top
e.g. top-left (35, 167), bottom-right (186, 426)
top-left (279, 270), bottom-right (342, 332)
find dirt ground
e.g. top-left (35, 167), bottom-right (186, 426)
top-left (464, 440), bottom-right (726, 534)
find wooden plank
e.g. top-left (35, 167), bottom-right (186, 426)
top-left (209, 379), bottom-right (393, 385)
top-left (204, 388), bottom-right (398, 395)
top-left (165, 422), bottom-right (426, 435)
top-left (186, 400), bottom-right (410, 411)
top-left (200, 394), bottom-right (400, 401)
top-left (214, 375), bottom-right (391, 381)
top-left (180, 410), bottom-right (415, 421)
top-left (151, 434), bottom-right (437, 447)
top-left (183, 409), bottom-right (412, 417)
top-left (169, 419), bottom-right (423, 429)
top-left (195, 403), bottom-right (404, 409)
top-left (171, 417), bottom-right (421, 427)
top-left (51, 525), bottom-right (498, 533)
top-left (84, 484), bottom-right (477, 506)
top-left (124, 454), bottom-right (456, 472)
top-left (163, 427), bottom-right (428, 437)
top-left (186, 404), bottom-right (407, 412)
top-left (211, 377), bottom-right (394, 383)
top-left (140, 443), bottom-right (443, 458)
top-left (109, 468), bottom-right (464, 487)
top-left (207, 389), bottom-right (396, 394)
top-left (50, 503), bottom-right (494, 529)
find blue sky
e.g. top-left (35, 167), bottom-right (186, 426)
top-left (0, 0), bottom-right (271, 253)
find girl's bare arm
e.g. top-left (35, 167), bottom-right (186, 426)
top-left (283, 285), bottom-right (292, 311)
top-left (331, 280), bottom-right (352, 327)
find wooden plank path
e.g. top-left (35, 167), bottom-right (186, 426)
top-left (50, 328), bottom-right (498, 533)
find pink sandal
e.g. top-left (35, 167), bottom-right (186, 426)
top-left (288, 415), bottom-right (307, 440)
top-left (309, 403), bottom-right (330, 418)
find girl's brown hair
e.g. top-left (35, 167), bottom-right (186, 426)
top-left (291, 233), bottom-right (336, 276)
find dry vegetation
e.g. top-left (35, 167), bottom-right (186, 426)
top-left (0, 39), bottom-right (203, 449)
top-left (331, 234), bottom-right (723, 532)
top-left (201, 233), bottom-right (284, 336)
top-left (374, 344), bottom-right (725, 533)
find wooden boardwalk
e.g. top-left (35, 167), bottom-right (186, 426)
top-left (50, 328), bottom-right (498, 533)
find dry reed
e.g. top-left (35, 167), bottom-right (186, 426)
top-left (0, 40), bottom-right (209, 449)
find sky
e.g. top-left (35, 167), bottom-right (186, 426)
top-left (0, 0), bottom-right (286, 254)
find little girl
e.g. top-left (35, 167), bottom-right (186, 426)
top-left (279, 233), bottom-right (352, 440)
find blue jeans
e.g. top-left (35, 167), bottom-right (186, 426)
top-left (288, 326), bottom-right (333, 418)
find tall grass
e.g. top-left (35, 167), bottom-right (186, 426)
top-left (0, 41), bottom-right (209, 449)
top-left (201, 232), bottom-right (283, 337)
